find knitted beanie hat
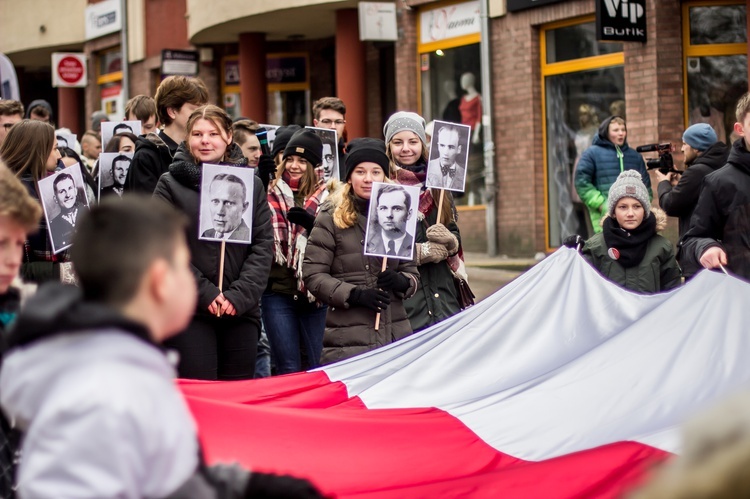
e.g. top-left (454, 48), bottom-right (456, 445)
top-left (283, 129), bottom-right (322, 166)
top-left (344, 138), bottom-right (390, 181)
top-left (607, 170), bottom-right (651, 218)
top-left (383, 111), bottom-right (427, 146)
top-left (682, 123), bottom-right (717, 151)
top-left (272, 125), bottom-right (302, 158)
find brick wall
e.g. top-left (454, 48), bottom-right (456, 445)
top-left (457, 207), bottom-right (488, 253)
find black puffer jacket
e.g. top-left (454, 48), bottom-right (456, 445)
top-left (153, 143), bottom-right (273, 319)
top-left (681, 138), bottom-right (750, 282)
top-left (126, 131), bottom-right (179, 194)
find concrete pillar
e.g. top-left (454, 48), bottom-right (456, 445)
top-left (57, 87), bottom-right (82, 135)
top-left (335, 9), bottom-right (367, 140)
top-left (239, 32), bottom-right (267, 122)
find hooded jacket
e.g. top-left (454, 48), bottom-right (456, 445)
top-left (582, 208), bottom-right (681, 293)
top-left (0, 284), bottom-right (200, 498)
top-left (574, 116), bottom-right (651, 232)
top-left (153, 143), bottom-right (274, 319)
top-left (658, 141), bottom-right (729, 278)
top-left (681, 138), bottom-right (750, 282)
top-left (125, 130), bottom-right (179, 194)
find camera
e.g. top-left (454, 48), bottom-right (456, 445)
top-left (636, 143), bottom-right (680, 175)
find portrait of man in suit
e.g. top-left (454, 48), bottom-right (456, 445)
top-left (48, 172), bottom-right (86, 251)
top-left (426, 124), bottom-right (468, 191)
top-left (366, 184), bottom-right (415, 258)
top-left (100, 154), bottom-right (132, 199)
top-left (201, 173), bottom-right (250, 241)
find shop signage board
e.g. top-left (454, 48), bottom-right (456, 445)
top-left (359, 2), bottom-right (398, 41)
top-left (52, 53), bottom-right (87, 88)
top-left (85, 0), bottom-right (121, 40)
top-left (420, 1), bottom-right (480, 45)
top-left (161, 50), bottom-right (199, 77)
top-left (596, 0), bottom-right (647, 43)
top-left (507, 0), bottom-right (568, 12)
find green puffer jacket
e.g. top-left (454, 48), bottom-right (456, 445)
top-left (582, 210), bottom-right (681, 293)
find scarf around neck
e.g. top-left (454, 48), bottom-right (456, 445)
top-left (601, 213), bottom-right (656, 268)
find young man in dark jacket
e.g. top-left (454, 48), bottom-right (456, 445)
top-left (682, 92), bottom-right (750, 282)
top-left (125, 76), bottom-right (208, 194)
top-left (656, 123), bottom-right (729, 279)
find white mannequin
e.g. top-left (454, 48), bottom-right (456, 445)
top-left (460, 72), bottom-right (482, 145)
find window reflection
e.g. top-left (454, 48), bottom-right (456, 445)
top-left (689, 5), bottom-right (747, 45)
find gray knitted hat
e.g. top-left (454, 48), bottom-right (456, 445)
top-left (383, 111), bottom-right (427, 146)
top-left (607, 170), bottom-right (651, 218)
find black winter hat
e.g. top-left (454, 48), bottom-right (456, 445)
top-left (283, 129), bottom-right (322, 166)
top-left (272, 125), bottom-right (302, 158)
top-left (344, 138), bottom-right (390, 181)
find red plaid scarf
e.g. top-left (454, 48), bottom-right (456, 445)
top-left (267, 176), bottom-right (328, 299)
top-left (392, 166), bottom-right (464, 274)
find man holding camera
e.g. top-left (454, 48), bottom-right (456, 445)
top-left (656, 123), bottom-right (728, 279)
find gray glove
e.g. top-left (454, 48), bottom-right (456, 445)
top-left (426, 223), bottom-right (459, 254)
top-left (416, 242), bottom-right (448, 265)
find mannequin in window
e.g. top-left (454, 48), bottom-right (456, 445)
top-left (609, 99), bottom-right (626, 120)
top-left (441, 80), bottom-right (462, 124)
top-left (459, 72), bottom-right (482, 145)
top-left (572, 104), bottom-right (600, 205)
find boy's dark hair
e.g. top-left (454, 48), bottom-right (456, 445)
top-left (155, 76), bottom-right (209, 127)
top-left (71, 195), bottom-right (188, 306)
top-left (124, 95), bottom-right (157, 123)
top-left (312, 97), bottom-right (346, 120)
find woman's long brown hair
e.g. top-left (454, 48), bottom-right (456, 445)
top-left (0, 120), bottom-right (55, 181)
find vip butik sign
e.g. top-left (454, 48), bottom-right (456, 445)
top-left (596, 0), bottom-right (646, 43)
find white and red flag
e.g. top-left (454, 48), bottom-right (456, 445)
top-left (180, 248), bottom-right (750, 497)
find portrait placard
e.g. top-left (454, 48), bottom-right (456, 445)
top-left (100, 120), bottom-right (142, 148)
top-left (55, 131), bottom-right (77, 151)
top-left (363, 182), bottom-right (420, 260)
top-left (425, 120), bottom-right (471, 192)
top-left (37, 163), bottom-right (90, 254)
top-left (199, 164), bottom-right (255, 245)
top-left (305, 126), bottom-right (339, 181)
top-left (98, 152), bottom-right (133, 200)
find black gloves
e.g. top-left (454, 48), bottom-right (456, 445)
top-left (257, 154), bottom-right (277, 191)
top-left (377, 269), bottom-right (410, 293)
top-left (287, 206), bottom-right (316, 232)
top-left (562, 234), bottom-right (584, 249)
top-left (348, 286), bottom-right (391, 311)
top-left (245, 471), bottom-right (326, 499)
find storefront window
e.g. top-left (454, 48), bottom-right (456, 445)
top-left (421, 43), bottom-right (482, 205)
top-left (96, 49), bottom-right (123, 120)
top-left (541, 18), bottom-right (625, 248)
top-left (684, 2), bottom-right (747, 145)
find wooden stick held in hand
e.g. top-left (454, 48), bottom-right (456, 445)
top-left (436, 189), bottom-right (445, 225)
top-left (374, 257), bottom-right (388, 331)
top-left (216, 240), bottom-right (226, 317)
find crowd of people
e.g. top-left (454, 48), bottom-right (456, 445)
top-left (0, 76), bottom-right (749, 496)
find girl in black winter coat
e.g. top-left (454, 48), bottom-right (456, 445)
top-left (154, 105), bottom-right (274, 380)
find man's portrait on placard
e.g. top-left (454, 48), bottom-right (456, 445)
top-left (198, 164), bottom-right (255, 244)
top-left (364, 182), bottom-right (420, 260)
top-left (425, 120), bottom-right (471, 192)
top-left (37, 163), bottom-right (90, 254)
top-left (98, 152), bottom-right (134, 200)
top-left (305, 126), bottom-right (339, 180)
top-left (101, 120), bottom-right (142, 148)
top-left (56, 132), bottom-right (76, 151)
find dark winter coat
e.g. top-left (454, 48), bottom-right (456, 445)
top-left (658, 141), bottom-right (729, 278)
top-left (153, 143), bottom-right (273, 320)
top-left (582, 210), bottom-right (681, 293)
top-left (681, 138), bottom-right (750, 282)
top-left (403, 207), bottom-right (462, 333)
top-left (303, 192), bottom-right (419, 364)
top-left (575, 116), bottom-right (651, 232)
top-left (126, 130), bottom-right (179, 194)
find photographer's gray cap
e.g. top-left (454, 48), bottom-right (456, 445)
top-left (683, 123), bottom-right (717, 151)
top-left (607, 170), bottom-right (651, 218)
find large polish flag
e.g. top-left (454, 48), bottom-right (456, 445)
top-left (179, 248), bottom-right (750, 498)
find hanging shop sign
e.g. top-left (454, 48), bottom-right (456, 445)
top-left (420, 1), bottom-right (480, 45)
top-left (596, 0), bottom-right (647, 43)
top-left (359, 2), bottom-right (398, 41)
top-left (507, 0), bottom-right (568, 13)
top-left (161, 50), bottom-right (199, 77)
top-left (85, 0), bottom-right (121, 40)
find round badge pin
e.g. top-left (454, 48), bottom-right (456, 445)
top-left (608, 247), bottom-right (620, 260)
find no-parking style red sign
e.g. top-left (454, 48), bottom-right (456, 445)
top-left (52, 53), bottom-right (87, 88)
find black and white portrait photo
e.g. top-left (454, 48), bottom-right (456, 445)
top-left (364, 182), bottom-right (420, 260)
top-left (305, 126), bottom-right (339, 180)
top-left (425, 120), bottom-right (471, 192)
top-left (199, 164), bottom-right (255, 244)
top-left (101, 120), bottom-right (142, 148)
top-left (56, 132), bottom-right (76, 151)
top-left (37, 163), bottom-right (90, 254)
top-left (98, 152), bottom-right (134, 200)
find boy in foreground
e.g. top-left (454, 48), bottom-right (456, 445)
top-left (0, 196), bottom-right (322, 498)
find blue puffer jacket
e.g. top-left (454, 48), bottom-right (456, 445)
top-left (574, 116), bottom-right (651, 232)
